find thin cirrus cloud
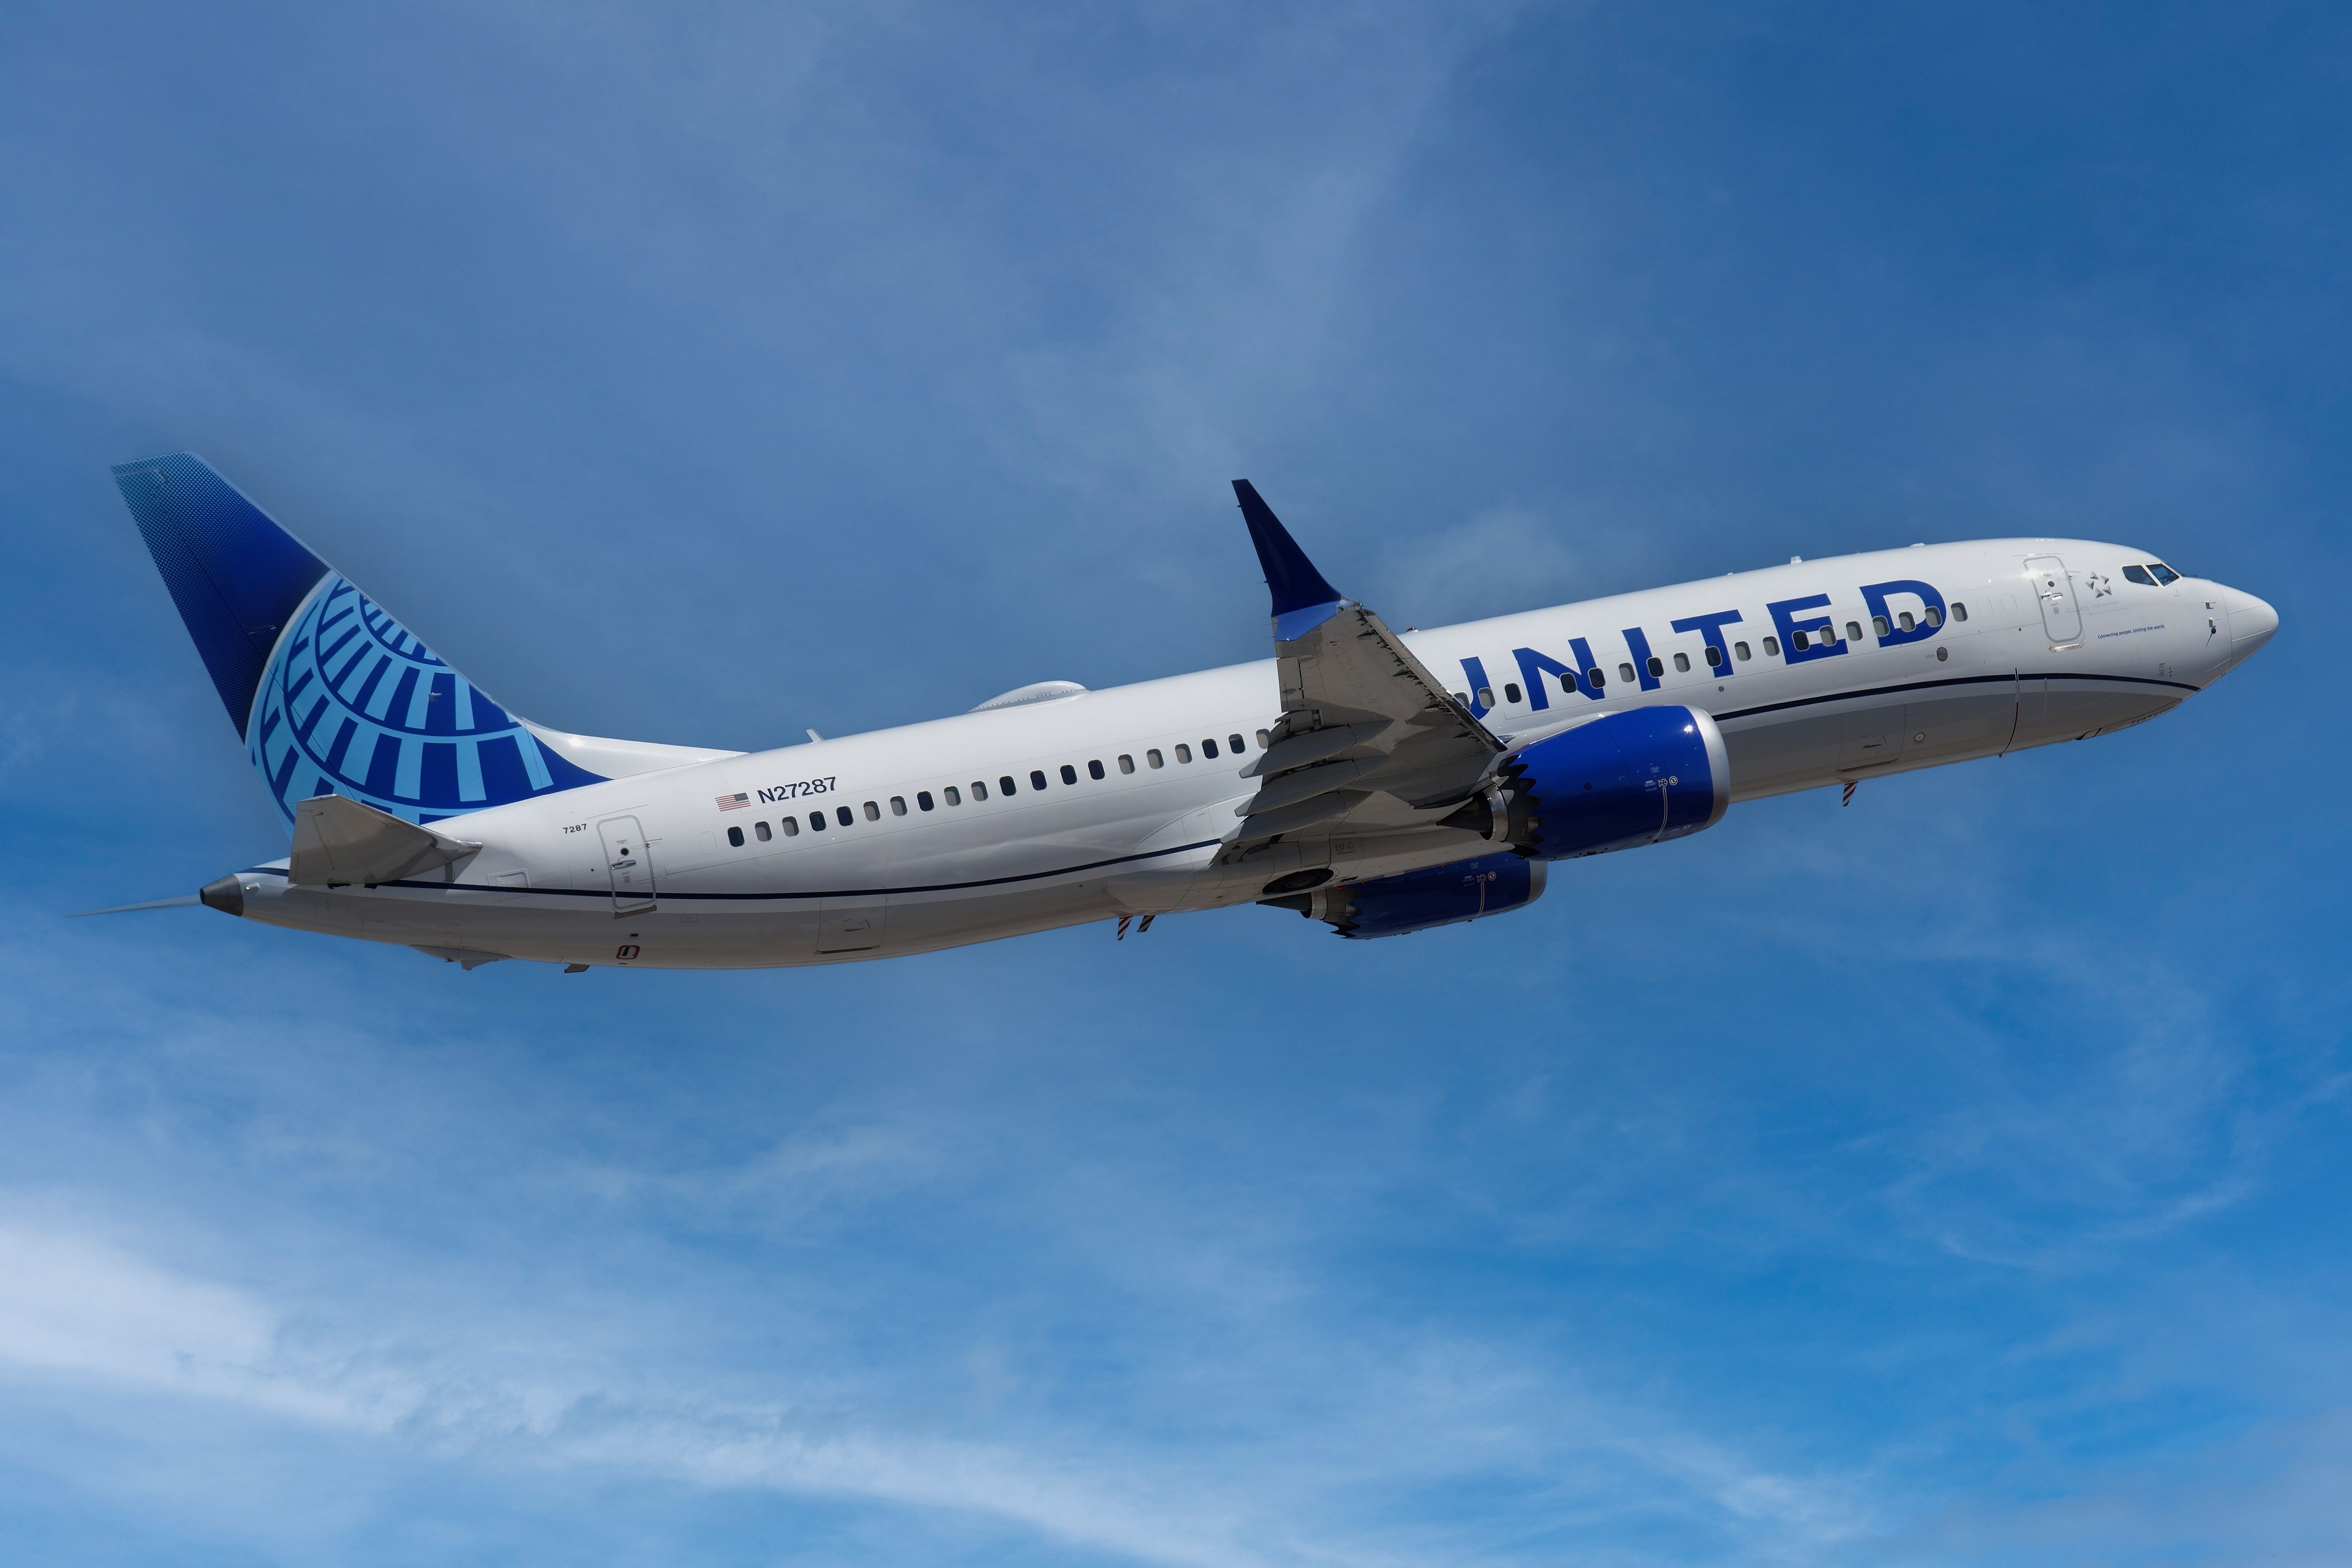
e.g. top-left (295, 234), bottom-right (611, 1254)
top-left (0, 1205), bottom-right (1868, 1568)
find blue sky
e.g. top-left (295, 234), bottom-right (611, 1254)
top-left (2, 2), bottom-right (2346, 1563)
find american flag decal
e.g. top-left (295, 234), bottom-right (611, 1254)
top-left (716, 792), bottom-right (751, 810)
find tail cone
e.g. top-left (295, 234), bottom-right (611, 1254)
top-left (199, 876), bottom-right (245, 917)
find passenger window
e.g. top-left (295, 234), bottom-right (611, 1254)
top-left (1924, 607), bottom-right (1942, 627)
top-left (861, 800), bottom-right (878, 821)
top-left (1587, 666), bottom-right (1606, 687)
top-left (1645, 656), bottom-right (1664, 678)
top-left (1898, 611), bottom-right (1915, 632)
top-left (1229, 733), bottom-right (1245, 753)
top-left (1088, 759), bottom-right (1105, 780)
top-left (755, 820), bottom-right (772, 841)
top-left (1201, 739), bottom-right (1218, 759)
top-left (1255, 729), bottom-right (1270, 748)
top-left (2150, 563), bottom-right (2180, 585)
top-left (1003, 775), bottom-right (1020, 794)
top-left (1792, 630), bottom-right (1810, 651)
top-left (1618, 662), bottom-right (1636, 682)
top-left (842, 805), bottom-right (860, 826)
top-left (1030, 769), bottom-right (1049, 790)
top-left (1872, 615), bottom-right (1891, 637)
top-left (1059, 764), bottom-right (1077, 785)
top-left (1951, 602), bottom-right (1969, 622)
top-left (781, 816), bottom-right (799, 836)
top-left (1118, 754), bottom-right (1135, 774)
top-left (1733, 641), bottom-right (1750, 660)
top-left (1477, 686), bottom-right (1494, 707)
top-left (917, 791), bottom-right (935, 811)
top-left (1147, 749), bottom-right (1164, 768)
top-left (727, 825), bottom-right (744, 847)
top-left (971, 780), bottom-right (987, 800)
top-left (1762, 635), bottom-right (1780, 656)
top-left (944, 785), bottom-right (961, 806)
top-left (1452, 691), bottom-right (1470, 706)
top-left (1705, 646), bottom-right (1723, 668)
top-left (2123, 564), bottom-right (2155, 585)
top-left (1175, 744), bottom-right (1192, 763)
top-left (810, 812), bottom-right (827, 832)
top-left (1503, 683), bottom-right (1523, 704)
top-left (889, 796), bottom-right (906, 816)
top-left (1671, 652), bottom-right (1690, 673)
top-left (1845, 621), bottom-right (1862, 642)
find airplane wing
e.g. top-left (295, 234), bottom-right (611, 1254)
top-left (1219, 482), bottom-right (1503, 860)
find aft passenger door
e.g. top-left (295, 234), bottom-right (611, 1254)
top-left (597, 816), bottom-right (657, 914)
top-left (2024, 556), bottom-right (2082, 645)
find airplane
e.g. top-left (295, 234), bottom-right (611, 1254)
top-left (89, 453), bottom-right (2276, 970)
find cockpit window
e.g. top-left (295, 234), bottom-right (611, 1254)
top-left (2149, 562), bottom-right (2181, 585)
top-left (2123, 564), bottom-right (2157, 586)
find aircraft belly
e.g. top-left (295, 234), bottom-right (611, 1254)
top-left (2010, 678), bottom-right (2181, 748)
top-left (1901, 685), bottom-right (2020, 765)
top-left (1721, 696), bottom-right (1911, 797)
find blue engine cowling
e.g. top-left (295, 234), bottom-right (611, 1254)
top-left (1263, 851), bottom-right (1545, 940)
top-left (1492, 704), bottom-right (1729, 859)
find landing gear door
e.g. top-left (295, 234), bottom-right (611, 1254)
top-left (597, 816), bottom-right (657, 914)
top-left (2024, 555), bottom-right (2082, 645)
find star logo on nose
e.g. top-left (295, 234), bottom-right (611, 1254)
top-left (2086, 572), bottom-right (2113, 598)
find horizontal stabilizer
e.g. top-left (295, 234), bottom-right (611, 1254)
top-left (290, 793), bottom-right (479, 886)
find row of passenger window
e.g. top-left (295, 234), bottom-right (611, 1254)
top-left (721, 729), bottom-right (1274, 849)
top-left (1456, 602), bottom-right (1973, 707)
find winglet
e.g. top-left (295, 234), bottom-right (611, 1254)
top-left (1233, 481), bottom-right (1345, 641)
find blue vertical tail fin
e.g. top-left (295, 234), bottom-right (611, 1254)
top-left (113, 453), bottom-right (610, 824)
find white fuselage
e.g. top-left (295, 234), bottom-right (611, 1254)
top-left (222, 539), bottom-right (2275, 968)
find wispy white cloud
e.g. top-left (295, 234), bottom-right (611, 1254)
top-left (0, 1204), bottom-right (1884, 1568)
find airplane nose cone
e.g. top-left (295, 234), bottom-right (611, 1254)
top-left (2224, 587), bottom-right (2279, 656)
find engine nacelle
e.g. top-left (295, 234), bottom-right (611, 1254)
top-left (1263, 851), bottom-right (1545, 940)
top-left (1484, 704), bottom-right (1730, 859)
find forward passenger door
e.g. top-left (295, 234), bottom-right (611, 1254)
top-left (2025, 556), bottom-right (2082, 645)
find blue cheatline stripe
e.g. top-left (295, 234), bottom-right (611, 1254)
top-left (238, 838), bottom-right (1228, 902)
top-left (1713, 670), bottom-right (2194, 724)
